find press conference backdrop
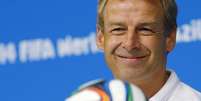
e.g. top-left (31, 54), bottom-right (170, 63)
top-left (0, 0), bottom-right (200, 101)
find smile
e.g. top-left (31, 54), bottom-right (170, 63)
top-left (116, 54), bottom-right (147, 65)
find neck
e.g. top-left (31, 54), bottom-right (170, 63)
top-left (129, 68), bottom-right (170, 98)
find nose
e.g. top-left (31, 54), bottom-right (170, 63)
top-left (123, 31), bottom-right (140, 51)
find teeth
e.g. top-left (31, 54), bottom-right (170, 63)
top-left (117, 55), bottom-right (145, 59)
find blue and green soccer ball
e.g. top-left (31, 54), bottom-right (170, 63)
top-left (66, 79), bottom-right (148, 101)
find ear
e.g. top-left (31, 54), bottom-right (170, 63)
top-left (166, 27), bottom-right (177, 53)
top-left (96, 25), bottom-right (105, 50)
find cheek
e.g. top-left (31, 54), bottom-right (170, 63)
top-left (104, 36), bottom-right (123, 54)
top-left (104, 36), bottom-right (124, 68)
top-left (141, 37), bottom-right (166, 58)
top-left (103, 37), bottom-right (117, 70)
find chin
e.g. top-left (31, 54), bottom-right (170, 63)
top-left (116, 65), bottom-right (149, 79)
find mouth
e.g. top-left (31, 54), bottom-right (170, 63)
top-left (117, 55), bottom-right (146, 59)
top-left (116, 54), bottom-right (147, 65)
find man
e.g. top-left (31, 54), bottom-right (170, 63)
top-left (96, 0), bottom-right (201, 100)
top-left (67, 0), bottom-right (201, 100)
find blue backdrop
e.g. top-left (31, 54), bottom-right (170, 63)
top-left (0, 0), bottom-right (201, 101)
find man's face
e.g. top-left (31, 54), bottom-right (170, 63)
top-left (96, 0), bottom-right (176, 81)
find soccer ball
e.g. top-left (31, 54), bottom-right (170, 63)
top-left (66, 79), bottom-right (148, 101)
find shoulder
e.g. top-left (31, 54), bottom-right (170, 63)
top-left (169, 82), bottom-right (201, 101)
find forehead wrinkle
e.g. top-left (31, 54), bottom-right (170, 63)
top-left (106, 11), bottom-right (162, 29)
top-left (105, 0), bottom-right (164, 27)
top-left (106, 0), bottom-right (162, 11)
top-left (105, 0), bottom-right (163, 18)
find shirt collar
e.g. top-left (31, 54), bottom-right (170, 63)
top-left (149, 69), bottom-right (180, 101)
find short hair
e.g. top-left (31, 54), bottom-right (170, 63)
top-left (97, 0), bottom-right (178, 34)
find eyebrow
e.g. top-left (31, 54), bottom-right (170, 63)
top-left (107, 21), bottom-right (163, 27)
top-left (138, 19), bottom-right (163, 26)
top-left (107, 22), bottom-right (126, 27)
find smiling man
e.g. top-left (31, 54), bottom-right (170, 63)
top-left (96, 0), bottom-right (175, 98)
top-left (66, 0), bottom-right (201, 101)
top-left (96, 0), bottom-right (201, 100)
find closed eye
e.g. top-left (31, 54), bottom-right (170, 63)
top-left (112, 28), bottom-right (126, 31)
top-left (110, 27), bottom-right (126, 35)
top-left (138, 27), bottom-right (155, 36)
top-left (139, 27), bottom-right (153, 32)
